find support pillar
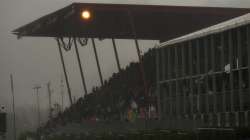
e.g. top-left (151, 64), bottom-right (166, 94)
top-left (221, 33), bottom-right (227, 113)
top-left (91, 38), bottom-right (104, 86)
top-left (112, 38), bottom-right (121, 72)
top-left (204, 38), bottom-right (209, 114)
top-left (228, 31), bottom-right (234, 112)
top-left (248, 26), bottom-right (250, 109)
top-left (73, 38), bottom-right (88, 96)
top-left (134, 39), bottom-right (148, 96)
top-left (156, 48), bottom-right (162, 120)
top-left (181, 43), bottom-right (186, 116)
top-left (128, 11), bottom-right (147, 95)
top-left (128, 11), bottom-right (149, 122)
top-left (161, 48), bottom-right (166, 118)
top-left (211, 35), bottom-right (217, 113)
top-left (237, 29), bottom-right (243, 111)
top-left (175, 47), bottom-right (180, 116)
top-left (189, 41), bottom-right (194, 115)
top-left (196, 40), bottom-right (201, 114)
top-left (57, 40), bottom-right (73, 105)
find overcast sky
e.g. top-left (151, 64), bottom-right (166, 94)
top-left (1, 0), bottom-right (250, 137)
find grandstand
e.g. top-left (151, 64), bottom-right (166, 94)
top-left (156, 13), bottom-right (250, 128)
top-left (42, 13), bottom-right (250, 133)
top-left (12, 2), bottom-right (250, 139)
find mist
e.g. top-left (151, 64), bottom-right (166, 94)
top-left (1, 0), bottom-right (250, 139)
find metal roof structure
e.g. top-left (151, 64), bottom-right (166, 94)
top-left (13, 3), bottom-right (250, 41)
top-left (12, 2), bottom-right (250, 107)
top-left (158, 13), bottom-right (250, 47)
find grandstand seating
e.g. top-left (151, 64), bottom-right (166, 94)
top-left (44, 48), bottom-right (157, 131)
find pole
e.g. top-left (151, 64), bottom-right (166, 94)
top-left (91, 38), bottom-right (104, 86)
top-left (47, 82), bottom-right (52, 120)
top-left (57, 40), bottom-right (73, 105)
top-left (111, 38), bottom-right (121, 72)
top-left (36, 89), bottom-right (40, 127)
top-left (10, 74), bottom-right (16, 140)
top-left (73, 38), bottom-right (88, 96)
top-left (33, 86), bottom-right (41, 128)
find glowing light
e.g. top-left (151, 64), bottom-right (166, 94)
top-left (81, 10), bottom-right (91, 20)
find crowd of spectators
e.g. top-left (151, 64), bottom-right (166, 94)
top-left (44, 48), bottom-right (158, 130)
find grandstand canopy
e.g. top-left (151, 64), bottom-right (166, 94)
top-left (13, 3), bottom-right (250, 41)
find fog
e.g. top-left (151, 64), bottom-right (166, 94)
top-left (0, 0), bottom-right (250, 139)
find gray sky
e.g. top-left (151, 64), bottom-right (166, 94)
top-left (1, 0), bottom-right (250, 137)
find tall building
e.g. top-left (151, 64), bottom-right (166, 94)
top-left (156, 13), bottom-right (250, 128)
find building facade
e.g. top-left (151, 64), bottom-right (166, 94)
top-left (156, 14), bottom-right (250, 128)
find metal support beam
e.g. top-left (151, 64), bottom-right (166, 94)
top-left (156, 48), bottom-right (162, 120)
top-left (211, 35), bottom-right (217, 113)
top-left (189, 41), bottom-right (194, 115)
top-left (161, 47), bottom-right (166, 118)
top-left (181, 43), bottom-right (186, 115)
top-left (247, 26), bottom-right (250, 107)
top-left (112, 38), bottom-right (122, 72)
top-left (134, 39), bottom-right (148, 95)
top-left (91, 38), bottom-right (104, 86)
top-left (221, 33), bottom-right (226, 113)
top-left (167, 48), bottom-right (172, 116)
top-left (175, 47), bottom-right (180, 116)
top-left (57, 40), bottom-right (73, 105)
top-left (229, 31), bottom-right (234, 112)
top-left (128, 11), bottom-right (148, 97)
top-left (237, 29), bottom-right (243, 111)
top-left (196, 40), bottom-right (201, 113)
top-left (204, 37), bottom-right (209, 114)
top-left (73, 38), bottom-right (88, 96)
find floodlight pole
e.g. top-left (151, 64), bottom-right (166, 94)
top-left (10, 74), bottom-right (17, 140)
top-left (47, 82), bottom-right (52, 120)
top-left (57, 40), bottom-right (73, 105)
top-left (73, 38), bottom-right (88, 96)
top-left (111, 38), bottom-right (121, 72)
top-left (33, 86), bottom-right (41, 128)
top-left (91, 38), bottom-right (104, 86)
